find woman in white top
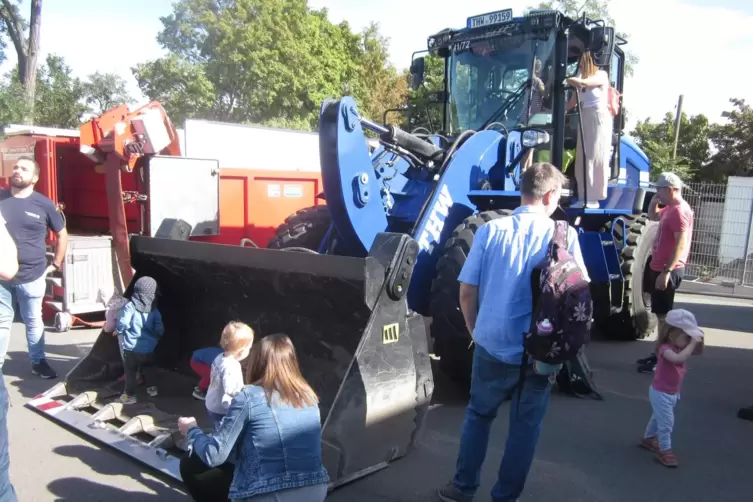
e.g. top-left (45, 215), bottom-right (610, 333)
top-left (566, 50), bottom-right (613, 208)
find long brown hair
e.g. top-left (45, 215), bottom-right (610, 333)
top-left (244, 333), bottom-right (318, 408)
top-left (578, 50), bottom-right (597, 78)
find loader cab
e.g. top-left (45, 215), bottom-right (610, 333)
top-left (418, 10), bottom-right (627, 185)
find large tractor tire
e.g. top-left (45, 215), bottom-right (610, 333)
top-left (429, 209), bottom-right (513, 385)
top-left (596, 214), bottom-right (659, 340)
top-left (267, 206), bottom-right (332, 251)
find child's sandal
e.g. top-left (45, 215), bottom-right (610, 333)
top-left (656, 449), bottom-right (678, 468)
top-left (638, 437), bottom-right (659, 453)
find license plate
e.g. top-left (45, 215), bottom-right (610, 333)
top-left (467, 9), bottom-right (513, 29)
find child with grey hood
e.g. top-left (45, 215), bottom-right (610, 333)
top-left (115, 276), bottom-right (165, 404)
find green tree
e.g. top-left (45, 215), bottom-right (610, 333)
top-left (133, 0), bottom-right (407, 131)
top-left (0, 0), bottom-right (42, 122)
top-left (82, 71), bottom-right (133, 115)
top-left (34, 54), bottom-right (87, 128)
top-left (532, 0), bottom-right (639, 77)
top-left (641, 139), bottom-right (694, 181)
top-left (132, 54), bottom-right (216, 125)
top-left (632, 111), bottom-right (712, 180)
top-left (350, 22), bottom-right (409, 126)
top-left (407, 54), bottom-right (445, 133)
top-left (0, 74), bottom-right (28, 128)
top-left (707, 98), bottom-right (753, 181)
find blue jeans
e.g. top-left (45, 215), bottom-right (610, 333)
top-left (0, 374), bottom-right (18, 501)
top-left (645, 386), bottom-right (679, 451)
top-left (0, 275), bottom-right (48, 368)
top-left (233, 483), bottom-right (328, 502)
top-left (452, 345), bottom-right (553, 502)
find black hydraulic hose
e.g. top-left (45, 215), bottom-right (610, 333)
top-left (361, 117), bottom-right (443, 162)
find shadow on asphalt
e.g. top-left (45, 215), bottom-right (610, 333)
top-left (328, 321), bottom-right (753, 501)
top-left (50, 444), bottom-right (187, 501)
top-left (674, 298), bottom-right (753, 333)
top-left (3, 350), bottom-right (81, 399)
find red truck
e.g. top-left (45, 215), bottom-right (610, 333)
top-left (0, 102), bottom-right (324, 329)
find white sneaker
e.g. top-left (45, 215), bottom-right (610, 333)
top-left (586, 202), bottom-right (600, 209)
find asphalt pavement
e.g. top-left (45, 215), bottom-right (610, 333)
top-left (3, 293), bottom-right (753, 501)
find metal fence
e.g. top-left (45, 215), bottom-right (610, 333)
top-left (683, 179), bottom-right (753, 288)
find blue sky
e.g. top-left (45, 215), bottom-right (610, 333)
top-left (2, 0), bottom-right (752, 132)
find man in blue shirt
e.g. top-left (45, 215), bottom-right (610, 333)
top-left (438, 163), bottom-right (589, 502)
top-left (0, 157), bottom-right (68, 379)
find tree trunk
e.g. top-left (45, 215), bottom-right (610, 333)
top-left (1, 0), bottom-right (43, 124)
top-left (22, 1), bottom-right (42, 124)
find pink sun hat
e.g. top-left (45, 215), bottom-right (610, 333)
top-left (665, 309), bottom-right (704, 340)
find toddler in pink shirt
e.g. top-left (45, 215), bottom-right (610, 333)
top-left (638, 309), bottom-right (703, 467)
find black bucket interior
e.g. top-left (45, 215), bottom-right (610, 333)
top-left (125, 237), bottom-right (372, 418)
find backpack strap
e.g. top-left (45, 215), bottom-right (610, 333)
top-left (552, 220), bottom-right (569, 250)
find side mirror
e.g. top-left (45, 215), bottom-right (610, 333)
top-left (410, 57), bottom-right (426, 90)
top-left (589, 26), bottom-right (615, 67)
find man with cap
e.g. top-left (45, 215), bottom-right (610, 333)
top-left (636, 172), bottom-right (694, 373)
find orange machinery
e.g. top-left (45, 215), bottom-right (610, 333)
top-left (79, 101), bottom-right (183, 287)
top-left (1, 103), bottom-right (324, 326)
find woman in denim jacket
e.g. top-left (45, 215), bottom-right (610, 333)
top-left (178, 333), bottom-right (329, 502)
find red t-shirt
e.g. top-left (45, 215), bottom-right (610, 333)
top-left (652, 344), bottom-right (687, 394)
top-left (651, 199), bottom-right (694, 272)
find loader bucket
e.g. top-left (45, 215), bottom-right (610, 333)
top-left (27, 233), bottom-right (434, 489)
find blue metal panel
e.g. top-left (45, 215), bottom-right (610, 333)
top-left (578, 231), bottom-right (610, 283)
top-left (319, 97), bottom-right (389, 255)
top-left (407, 130), bottom-right (505, 312)
top-left (620, 135), bottom-right (650, 188)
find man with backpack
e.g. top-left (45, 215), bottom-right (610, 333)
top-left (438, 163), bottom-right (590, 502)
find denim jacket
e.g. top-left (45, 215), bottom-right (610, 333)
top-left (185, 385), bottom-right (329, 499)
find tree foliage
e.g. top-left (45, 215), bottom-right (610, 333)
top-left (82, 71), bottom-right (133, 116)
top-left (0, 54), bottom-right (131, 130)
top-left (632, 111), bottom-right (711, 180)
top-left (632, 99), bottom-right (753, 183)
top-left (34, 54), bottom-right (87, 128)
top-left (407, 54), bottom-right (444, 133)
top-left (0, 0), bottom-right (42, 122)
top-left (707, 99), bottom-right (753, 181)
top-left (132, 0), bottom-right (408, 130)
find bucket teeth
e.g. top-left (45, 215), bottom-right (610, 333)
top-left (65, 391), bottom-right (99, 410)
top-left (119, 415), bottom-right (155, 436)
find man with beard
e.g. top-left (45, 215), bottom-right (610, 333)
top-left (0, 156), bottom-right (67, 379)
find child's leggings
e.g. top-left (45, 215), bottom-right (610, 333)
top-left (190, 359), bottom-right (212, 391)
top-left (645, 386), bottom-right (679, 451)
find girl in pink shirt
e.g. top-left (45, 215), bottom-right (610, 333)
top-left (638, 309), bottom-right (703, 467)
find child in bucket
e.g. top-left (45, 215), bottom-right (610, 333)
top-left (190, 347), bottom-right (223, 400)
top-left (115, 276), bottom-right (165, 404)
top-left (205, 321), bottom-right (254, 428)
top-left (638, 308), bottom-right (703, 467)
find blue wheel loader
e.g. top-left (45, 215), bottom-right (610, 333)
top-left (269, 9), bottom-right (660, 383)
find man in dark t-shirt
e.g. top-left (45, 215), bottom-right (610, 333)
top-left (0, 156), bottom-right (68, 379)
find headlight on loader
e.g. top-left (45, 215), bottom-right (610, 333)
top-left (522, 129), bottom-right (551, 148)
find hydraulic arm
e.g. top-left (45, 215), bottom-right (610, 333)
top-left (79, 101), bottom-right (182, 289)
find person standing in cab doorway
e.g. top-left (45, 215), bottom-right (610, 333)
top-left (566, 50), bottom-right (613, 209)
